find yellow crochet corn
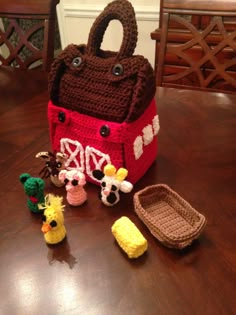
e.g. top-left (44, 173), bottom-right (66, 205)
top-left (111, 216), bottom-right (148, 259)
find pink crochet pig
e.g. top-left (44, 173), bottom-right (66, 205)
top-left (59, 169), bottom-right (87, 206)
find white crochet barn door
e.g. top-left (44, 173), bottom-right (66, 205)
top-left (60, 138), bottom-right (111, 182)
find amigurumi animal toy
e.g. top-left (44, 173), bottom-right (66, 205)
top-left (92, 164), bottom-right (133, 206)
top-left (59, 169), bottom-right (87, 206)
top-left (39, 194), bottom-right (66, 245)
top-left (19, 173), bottom-right (45, 213)
top-left (35, 151), bottom-right (68, 187)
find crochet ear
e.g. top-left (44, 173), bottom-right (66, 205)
top-left (35, 151), bottom-right (52, 160)
top-left (92, 169), bottom-right (104, 181)
top-left (120, 181), bottom-right (133, 193)
top-left (58, 170), bottom-right (67, 182)
top-left (19, 173), bottom-right (31, 184)
top-left (56, 152), bottom-right (68, 162)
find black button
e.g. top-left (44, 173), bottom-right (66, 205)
top-left (112, 63), bottom-right (124, 76)
top-left (100, 125), bottom-right (110, 137)
top-left (58, 111), bottom-right (65, 122)
top-left (72, 57), bottom-right (82, 67)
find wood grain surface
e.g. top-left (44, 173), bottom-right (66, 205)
top-left (0, 67), bottom-right (235, 315)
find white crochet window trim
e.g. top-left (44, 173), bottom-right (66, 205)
top-left (133, 114), bottom-right (159, 160)
top-left (152, 115), bottom-right (160, 135)
top-left (142, 124), bottom-right (154, 146)
top-left (133, 135), bottom-right (143, 160)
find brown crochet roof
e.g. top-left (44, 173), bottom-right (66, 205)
top-left (48, 0), bottom-right (156, 123)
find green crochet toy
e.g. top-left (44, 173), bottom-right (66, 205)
top-left (19, 173), bottom-right (45, 213)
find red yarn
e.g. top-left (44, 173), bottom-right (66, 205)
top-left (48, 99), bottom-right (158, 185)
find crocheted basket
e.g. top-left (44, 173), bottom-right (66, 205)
top-left (133, 184), bottom-right (206, 249)
top-left (47, 0), bottom-right (158, 185)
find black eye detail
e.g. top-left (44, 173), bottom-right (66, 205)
top-left (112, 63), bottom-right (124, 76)
top-left (72, 57), bottom-right (82, 67)
top-left (50, 220), bottom-right (57, 228)
top-left (46, 162), bottom-right (50, 167)
top-left (111, 185), bottom-right (117, 191)
top-left (64, 179), bottom-right (69, 184)
top-left (101, 182), bottom-right (106, 187)
top-left (42, 214), bottom-right (46, 222)
top-left (57, 162), bottom-right (62, 168)
top-left (100, 125), bottom-right (110, 137)
top-left (72, 179), bottom-right (78, 186)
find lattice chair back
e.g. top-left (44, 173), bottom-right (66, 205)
top-left (152, 0), bottom-right (236, 92)
top-left (0, 0), bottom-right (60, 71)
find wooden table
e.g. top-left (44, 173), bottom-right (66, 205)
top-left (0, 67), bottom-right (235, 315)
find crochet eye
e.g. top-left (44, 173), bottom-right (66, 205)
top-left (112, 63), bottom-right (123, 76)
top-left (72, 179), bottom-right (78, 186)
top-left (72, 57), bottom-right (82, 67)
top-left (64, 179), bottom-right (69, 184)
top-left (42, 214), bottom-right (46, 222)
top-left (111, 185), bottom-right (117, 191)
top-left (50, 220), bottom-right (57, 228)
top-left (57, 162), bottom-right (62, 168)
top-left (46, 162), bottom-right (50, 167)
top-left (101, 182), bottom-right (106, 187)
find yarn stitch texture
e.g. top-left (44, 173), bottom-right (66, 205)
top-left (48, 99), bottom-right (158, 184)
top-left (19, 173), bottom-right (45, 213)
top-left (47, 0), bottom-right (158, 185)
top-left (111, 216), bottom-right (148, 258)
top-left (59, 169), bottom-right (87, 206)
top-left (48, 0), bottom-right (156, 123)
top-left (40, 194), bottom-right (66, 245)
top-left (133, 184), bottom-right (207, 249)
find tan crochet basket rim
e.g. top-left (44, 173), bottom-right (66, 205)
top-left (133, 184), bottom-right (206, 249)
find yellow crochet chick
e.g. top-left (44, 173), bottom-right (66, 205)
top-left (39, 194), bottom-right (66, 245)
top-left (111, 216), bottom-right (148, 259)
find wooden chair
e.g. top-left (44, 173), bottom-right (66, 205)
top-left (151, 0), bottom-right (236, 92)
top-left (0, 0), bottom-right (60, 71)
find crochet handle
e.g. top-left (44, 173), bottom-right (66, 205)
top-left (87, 0), bottom-right (137, 59)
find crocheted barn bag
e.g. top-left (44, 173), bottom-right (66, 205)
top-left (48, 0), bottom-right (159, 185)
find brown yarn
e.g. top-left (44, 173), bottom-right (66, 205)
top-left (87, 0), bottom-right (137, 58)
top-left (133, 184), bottom-right (207, 249)
top-left (48, 0), bottom-right (156, 123)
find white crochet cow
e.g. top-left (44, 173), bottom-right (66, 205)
top-left (92, 164), bottom-right (133, 206)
